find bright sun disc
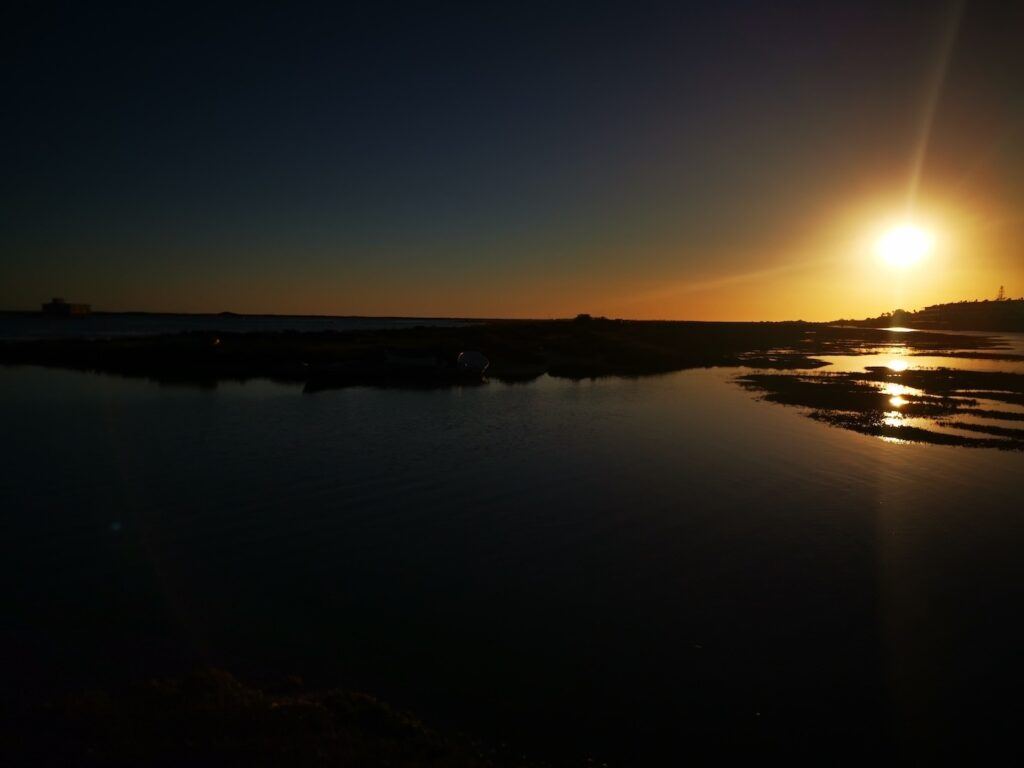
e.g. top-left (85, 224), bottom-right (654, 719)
top-left (876, 224), bottom-right (933, 267)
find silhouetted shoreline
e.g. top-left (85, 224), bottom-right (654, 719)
top-left (0, 318), bottom-right (1007, 391)
top-left (836, 298), bottom-right (1024, 331)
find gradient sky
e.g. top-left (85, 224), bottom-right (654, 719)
top-left (3, 1), bottom-right (1022, 319)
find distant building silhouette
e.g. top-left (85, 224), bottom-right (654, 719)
top-left (42, 297), bottom-right (90, 316)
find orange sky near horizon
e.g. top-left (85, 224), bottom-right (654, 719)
top-left (14, 187), bottom-right (1017, 322)
top-left (4, 3), bottom-right (1022, 322)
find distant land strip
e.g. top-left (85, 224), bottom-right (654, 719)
top-left (0, 318), bottom-right (1007, 390)
top-left (835, 298), bottom-right (1024, 332)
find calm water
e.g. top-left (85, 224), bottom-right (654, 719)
top-left (2, 358), bottom-right (1023, 761)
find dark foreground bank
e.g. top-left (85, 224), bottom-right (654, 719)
top-left (1, 668), bottom-right (543, 767)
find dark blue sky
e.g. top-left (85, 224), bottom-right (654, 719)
top-left (3, 1), bottom-right (1021, 317)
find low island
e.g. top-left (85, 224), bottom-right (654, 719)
top-left (4, 314), bottom-right (1024, 450)
top-left (0, 315), bottom-right (1014, 389)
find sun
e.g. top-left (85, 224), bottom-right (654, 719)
top-left (875, 224), bottom-right (933, 268)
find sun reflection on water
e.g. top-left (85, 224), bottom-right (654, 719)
top-left (882, 411), bottom-right (904, 427)
top-left (740, 331), bottom-right (1024, 449)
top-left (881, 381), bottom-right (918, 398)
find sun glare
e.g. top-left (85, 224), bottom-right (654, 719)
top-left (876, 224), bottom-right (933, 268)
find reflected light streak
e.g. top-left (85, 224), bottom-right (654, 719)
top-left (883, 411), bottom-right (904, 427)
top-left (882, 382), bottom-right (919, 398)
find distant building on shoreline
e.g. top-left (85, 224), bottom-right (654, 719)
top-left (42, 297), bottom-right (91, 316)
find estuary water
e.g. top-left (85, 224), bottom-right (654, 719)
top-left (2, 354), bottom-right (1023, 761)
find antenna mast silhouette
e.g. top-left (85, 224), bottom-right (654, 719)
top-left (998, 285), bottom-right (1006, 301)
